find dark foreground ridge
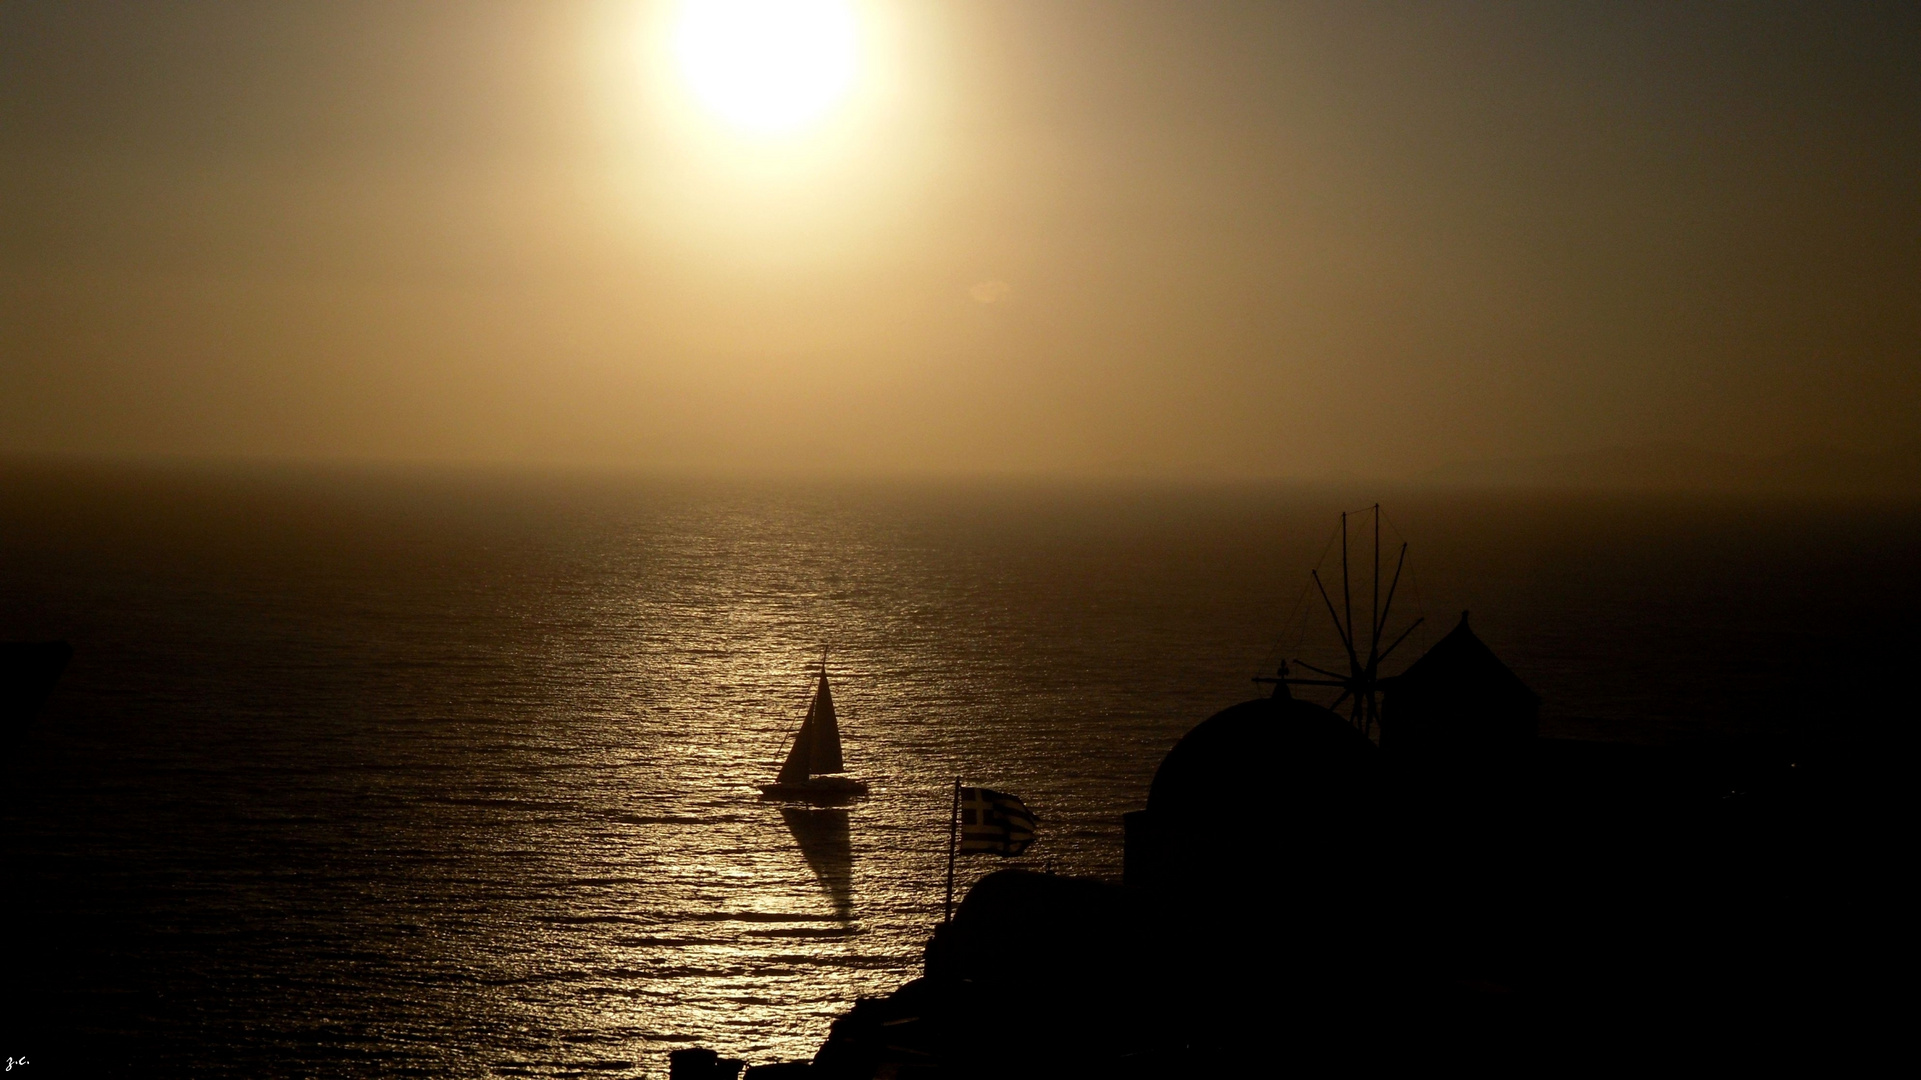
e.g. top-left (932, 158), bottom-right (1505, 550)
top-left (672, 613), bottom-right (1898, 1076)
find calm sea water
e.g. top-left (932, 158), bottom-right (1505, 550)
top-left (4, 464), bottom-right (1916, 1076)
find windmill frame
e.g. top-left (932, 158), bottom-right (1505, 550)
top-left (1257, 504), bottom-right (1423, 739)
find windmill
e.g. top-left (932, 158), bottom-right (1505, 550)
top-left (1257, 504), bottom-right (1424, 739)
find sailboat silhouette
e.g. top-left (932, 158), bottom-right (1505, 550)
top-left (759, 657), bottom-right (870, 805)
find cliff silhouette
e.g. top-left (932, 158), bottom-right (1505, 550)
top-left (772, 620), bottom-right (1879, 1075)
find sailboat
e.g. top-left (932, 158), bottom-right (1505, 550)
top-left (759, 659), bottom-right (870, 805)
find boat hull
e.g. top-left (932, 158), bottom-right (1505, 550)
top-left (759, 776), bottom-right (870, 805)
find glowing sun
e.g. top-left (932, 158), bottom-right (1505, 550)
top-left (673, 0), bottom-right (859, 134)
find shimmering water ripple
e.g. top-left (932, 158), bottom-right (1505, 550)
top-left (4, 470), bottom-right (1916, 1076)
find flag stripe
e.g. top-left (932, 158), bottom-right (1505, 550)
top-left (954, 787), bottom-right (1037, 857)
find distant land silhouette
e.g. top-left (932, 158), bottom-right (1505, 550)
top-left (1426, 441), bottom-right (1921, 495)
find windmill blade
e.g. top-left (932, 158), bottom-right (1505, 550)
top-left (1278, 677), bottom-right (1349, 688)
top-left (1372, 542), bottom-right (1409, 671)
top-left (1310, 570), bottom-right (1353, 652)
top-left (1378, 616), bottom-right (1426, 663)
top-left (1328, 688), bottom-right (1352, 712)
top-left (1340, 511), bottom-right (1355, 678)
top-left (1370, 505), bottom-right (1382, 676)
top-left (1291, 660), bottom-right (1349, 682)
top-left (1311, 570), bottom-right (1363, 674)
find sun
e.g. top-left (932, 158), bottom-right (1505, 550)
top-left (673, 0), bottom-right (859, 134)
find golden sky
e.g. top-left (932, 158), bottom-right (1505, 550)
top-left (3, 1), bottom-right (1916, 477)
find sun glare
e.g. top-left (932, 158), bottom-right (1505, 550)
top-left (673, 0), bottom-right (859, 134)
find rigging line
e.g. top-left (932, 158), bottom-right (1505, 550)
top-left (1296, 517), bottom-right (1345, 636)
top-left (1371, 503), bottom-right (1382, 666)
top-left (1378, 616), bottom-right (1425, 664)
top-left (1261, 517), bottom-right (1344, 674)
top-left (770, 689), bottom-right (808, 768)
top-left (1312, 570), bottom-right (1362, 668)
top-left (1301, 517), bottom-right (1343, 637)
top-left (1289, 517), bottom-right (1352, 709)
top-left (1265, 575), bottom-right (1318, 671)
top-left (1341, 512), bottom-right (1354, 679)
top-left (1377, 505), bottom-right (1405, 546)
top-left (1290, 659), bottom-right (1350, 682)
top-left (770, 717), bottom-right (803, 772)
top-left (770, 669), bottom-right (822, 770)
top-left (1375, 542), bottom-right (1410, 670)
top-left (1377, 505), bottom-right (1429, 636)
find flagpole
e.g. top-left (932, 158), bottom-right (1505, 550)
top-left (944, 776), bottom-right (960, 924)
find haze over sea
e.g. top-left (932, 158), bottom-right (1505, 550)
top-left (5, 462), bottom-right (1916, 1076)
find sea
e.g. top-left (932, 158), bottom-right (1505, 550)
top-left (4, 462), bottom-right (1917, 1077)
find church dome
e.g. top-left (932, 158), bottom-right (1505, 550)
top-left (1145, 694), bottom-right (1378, 826)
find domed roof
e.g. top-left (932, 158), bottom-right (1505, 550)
top-left (1146, 694), bottom-right (1378, 824)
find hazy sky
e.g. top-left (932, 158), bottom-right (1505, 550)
top-left (4, 1), bottom-right (1916, 477)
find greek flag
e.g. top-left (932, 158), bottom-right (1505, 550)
top-left (956, 787), bottom-right (1037, 856)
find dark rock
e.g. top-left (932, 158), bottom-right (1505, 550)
top-left (743, 1064), bottom-right (811, 1079)
top-left (670, 1048), bottom-right (744, 1080)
